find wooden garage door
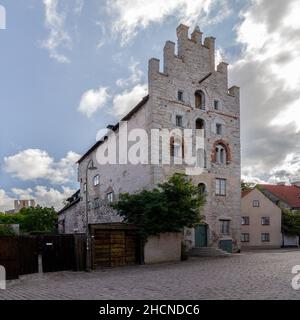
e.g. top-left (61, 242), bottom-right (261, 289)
top-left (93, 230), bottom-right (139, 268)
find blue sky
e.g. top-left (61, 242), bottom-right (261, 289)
top-left (0, 0), bottom-right (300, 211)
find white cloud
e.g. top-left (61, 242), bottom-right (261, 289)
top-left (112, 84), bottom-right (148, 118)
top-left (78, 87), bottom-right (110, 118)
top-left (0, 186), bottom-right (76, 212)
top-left (106, 0), bottom-right (231, 45)
top-left (230, 0), bottom-right (300, 183)
top-left (4, 149), bottom-right (80, 185)
top-left (116, 59), bottom-right (144, 88)
top-left (42, 0), bottom-right (72, 63)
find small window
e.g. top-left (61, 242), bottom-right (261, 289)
top-left (178, 91), bottom-right (184, 102)
top-left (198, 183), bottom-right (206, 195)
top-left (176, 115), bottom-right (183, 127)
top-left (214, 100), bottom-right (220, 110)
top-left (241, 216), bottom-right (250, 225)
top-left (261, 233), bottom-right (270, 242)
top-left (241, 233), bottom-right (250, 242)
top-left (93, 174), bottom-right (100, 186)
top-left (215, 144), bottom-right (227, 164)
top-left (216, 178), bottom-right (226, 196)
top-left (220, 220), bottom-right (230, 235)
top-left (216, 123), bottom-right (222, 135)
top-left (253, 200), bottom-right (260, 207)
top-left (83, 183), bottom-right (87, 193)
top-left (261, 217), bottom-right (270, 225)
top-left (107, 192), bottom-right (114, 203)
top-left (94, 198), bottom-right (100, 209)
top-left (195, 90), bottom-right (205, 110)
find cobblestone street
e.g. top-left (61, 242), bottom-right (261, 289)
top-left (1, 250), bottom-right (300, 300)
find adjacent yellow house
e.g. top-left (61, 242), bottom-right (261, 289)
top-left (241, 188), bottom-right (282, 249)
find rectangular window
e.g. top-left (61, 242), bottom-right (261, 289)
top-left (216, 123), bottom-right (222, 135)
top-left (94, 198), bottom-right (100, 209)
top-left (220, 220), bottom-right (230, 235)
top-left (178, 91), bottom-right (184, 102)
top-left (261, 217), bottom-right (270, 225)
top-left (93, 174), bottom-right (100, 186)
top-left (214, 100), bottom-right (220, 110)
top-left (253, 200), bottom-right (260, 207)
top-left (241, 233), bottom-right (250, 242)
top-left (261, 233), bottom-right (270, 242)
top-left (107, 192), bottom-right (114, 203)
top-left (216, 178), bottom-right (226, 196)
top-left (176, 115), bottom-right (183, 127)
top-left (241, 216), bottom-right (250, 225)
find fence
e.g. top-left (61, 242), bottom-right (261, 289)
top-left (0, 234), bottom-right (86, 280)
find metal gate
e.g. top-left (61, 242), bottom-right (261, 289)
top-left (91, 224), bottom-right (141, 268)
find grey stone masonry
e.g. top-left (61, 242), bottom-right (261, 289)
top-left (59, 24), bottom-right (241, 252)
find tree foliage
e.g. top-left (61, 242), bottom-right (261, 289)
top-left (0, 206), bottom-right (58, 234)
top-left (0, 225), bottom-right (16, 236)
top-left (113, 174), bottom-right (206, 239)
top-left (282, 208), bottom-right (300, 236)
top-left (241, 181), bottom-right (256, 191)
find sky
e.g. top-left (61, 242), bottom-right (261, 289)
top-left (0, 0), bottom-right (300, 211)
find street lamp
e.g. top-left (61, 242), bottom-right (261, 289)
top-left (85, 159), bottom-right (97, 272)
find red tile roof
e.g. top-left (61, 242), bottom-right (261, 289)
top-left (242, 189), bottom-right (253, 198)
top-left (259, 184), bottom-right (300, 209)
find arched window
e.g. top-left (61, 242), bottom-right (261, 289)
top-left (215, 144), bottom-right (227, 164)
top-left (198, 183), bottom-right (207, 196)
top-left (196, 118), bottom-right (205, 137)
top-left (195, 90), bottom-right (205, 110)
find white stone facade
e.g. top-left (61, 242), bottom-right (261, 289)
top-left (59, 24), bottom-right (241, 252)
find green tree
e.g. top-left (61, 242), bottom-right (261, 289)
top-left (241, 181), bottom-right (256, 191)
top-left (0, 225), bottom-right (16, 236)
top-left (19, 206), bottom-right (58, 234)
top-left (113, 174), bottom-right (206, 239)
top-left (282, 208), bottom-right (300, 236)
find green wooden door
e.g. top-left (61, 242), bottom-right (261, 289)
top-left (219, 240), bottom-right (232, 253)
top-left (195, 225), bottom-right (207, 247)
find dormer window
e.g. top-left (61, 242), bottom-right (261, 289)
top-left (178, 90), bottom-right (184, 102)
top-left (195, 90), bottom-right (205, 110)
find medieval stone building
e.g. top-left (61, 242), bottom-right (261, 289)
top-left (59, 24), bottom-right (241, 252)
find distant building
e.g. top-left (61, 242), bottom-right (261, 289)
top-left (5, 199), bottom-right (36, 214)
top-left (241, 188), bottom-right (282, 249)
top-left (259, 182), bottom-right (300, 211)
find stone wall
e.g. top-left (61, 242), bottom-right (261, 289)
top-left (144, 233), bottom-right (182, 264)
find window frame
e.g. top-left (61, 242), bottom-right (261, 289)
top-left (261, 233), bottom-right (270, 242)
top-left (216, 123), bottom-right (222, 135)
top-left (216, 178), bottom-right (227, 196)
top-left (177, 90), bottom-right (184, 102)
top-left (175, 115), bottom-right (183, 127)
top-left (241, 233), bottom-right (250, 243)
top-left (261, 217), bottom-right (270, 226)
top-left (241, 216), bottom-right (250, 225)
top-left (214, 100), bottom-right (220, 110)
top-left (93, 174), bottom-right (100, 187)
top-left (253, 200), bottom-right (260, 207)
top-left (220, 220), bottom-right (230, 235)
top-left (107, 192), bottom-right (114, 203)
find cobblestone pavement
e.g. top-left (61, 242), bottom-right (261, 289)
top-left (1, 249), bottom-right (300, 300)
